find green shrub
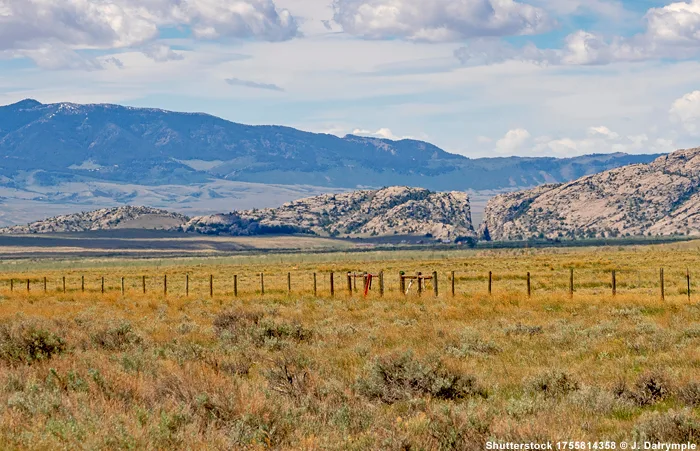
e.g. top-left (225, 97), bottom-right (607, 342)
top-left (0, 320), bottom-right (66, 365)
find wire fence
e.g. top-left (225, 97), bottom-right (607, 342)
top-left (0, 267), bottom-right (696, 301)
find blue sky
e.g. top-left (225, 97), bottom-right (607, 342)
top-left (1, 0), bottom-right (699, 157)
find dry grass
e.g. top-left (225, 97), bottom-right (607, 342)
top-left (0, 243), bottom-right (698, 449)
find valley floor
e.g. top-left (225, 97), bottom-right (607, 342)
top-left (0, 244), bottom-right (698, 449)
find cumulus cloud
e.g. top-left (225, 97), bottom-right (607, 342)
top-left (455, 0), bottom-right (700, 66)
top-left (0, 0), bottom-right (299, 69)
top-left (332, 0), bottom-right (552, 42)
top-left (352, 127), bottom-right (414, 140)
top-left (142, 43), bottom-right (184, 62)
top-left (226, 77), bottom-right (285, 91)
top-left (670, 90), bottom-right (700, 135)
top-left (496, 128), bottom-right (531, 153)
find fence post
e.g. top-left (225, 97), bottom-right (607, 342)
top-left (142, 276), bottom-right (146, 294)
top-left (210, 275), bottom-right (214, 298)
top-left (234, 275), bottom-right (238, 297)
top-left (433, 271), bottom-right (438, 297)
top-left (186, 274), bottom-right (189, 297)
top-left (10, 279), bottom-right (13, 292)
top-left (27, 279), bottom-right (30, 292)
top-left (451, 271), bottom-right (455, 297)
top-left (612, 270), bottom-right (616, 296)
top-left (121, 277), bottom-right (125, 295)
top-left (347, 273), bottom-right (352, 296)
top-left (44, 277), bottom-right (47, 293)
top-left (260, 273), bottom-right (265, 295)
top-left (313, 273), bottom-right (317, 297)
top-left (101, 277), bottom-right (104, 294)
top-left (330, 272), bottom-right (334, 297)
top-left (164, 275), bottom-right (167, 297)
top-left (569, 268), bottom-right (574, 297)
top-left (488, 271), bottom-right (492, 295)
top-left (62, 276), bottom-right (66, 294)
top-left (400, 273), bottom-right (406, 295)
top-left (527, 272), bottom-right (531, 297)
top-left (660, 268), bottom-right (665, 301)
top-left (379, 271), bottom-right (384, 297)
top-left (687, 268), bottom-right (691, 303)
top-left (288, 272), bottom-right (292, 295)
top-left (417, 272), bottom-right (423, 296)
top-left (82, 276), bottom-right (85, 293)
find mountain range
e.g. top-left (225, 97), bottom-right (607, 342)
top-left (0, 99), bottom-right (662, 227)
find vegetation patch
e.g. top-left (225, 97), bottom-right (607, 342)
top-left (0, 319), bottom-right (66, 365)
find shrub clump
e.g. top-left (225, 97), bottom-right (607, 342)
top-left (504, 323), bottom-right (543, 337)
top-left (633, 409), bottom-right (700, 442)
top-left (357, 351), bottom-right (487, 404)
top-left (0, 320), bottom-right (66, 365)
top-left (213, 309), bottom-right (264, 341)
top-left (677, 381), bottom-right (700, 407)
top-left (91, 322), bottom-right (142, 351)
top-left (615, 371), bottom-right (672, 406)
top-left (528, 370), bottom-right (580, 398)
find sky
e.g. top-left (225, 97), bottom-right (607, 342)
top-left (1, 0), bottom-right (700, 158)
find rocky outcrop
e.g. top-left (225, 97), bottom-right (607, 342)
top-left (186, 186), bottom-right (476, 241)
top-left (0, 206), bottom-right (188, 234)
top-left (2, 187), bottom-right (476, 241)
top-left (480, 147), bottom-right (700, 241)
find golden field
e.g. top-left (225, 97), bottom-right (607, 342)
top-left (0, 242), bottom-right (698, 449)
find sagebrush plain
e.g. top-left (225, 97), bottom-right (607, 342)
top-left (0, 242), bottom-right (698, 449)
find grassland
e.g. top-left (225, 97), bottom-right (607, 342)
top-left (0, 242), bottom-right (698, 449)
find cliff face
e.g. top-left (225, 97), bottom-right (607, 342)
top-left (185, 186), bottom-right (476, 241)
top-left (480, 147), bottom-right (700, 241)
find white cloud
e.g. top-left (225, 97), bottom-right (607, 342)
top-left (588, 125), bottom-right (619, 140)
top-left (670, 90), bottom-right (700, 134)
top-left (332, 0), bottom-right (552, 42)
top-left (0, 0), bottom-right (299, 69)
top-left (142, 44), bottom-right (184, 62)
top-left (352, 127), bottom-right (415, 140)
top-left (225, 77), bottom-right (285, 91)
top-left (456, 0), bottom-right (700, 66)
top-left (496, 128), bottom-right (531, 153)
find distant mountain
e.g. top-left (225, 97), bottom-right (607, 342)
top-left (480, 147), bottom-right (700, 241)
top-left (0, 99), bottom-right (661, 192)
top-left (1, 186), bottom-right (476, 241)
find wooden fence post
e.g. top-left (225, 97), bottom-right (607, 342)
top-left (44, 277), bottom-right (47, 293)
top-left (488, 271), bottom-right (492, 295)
top-left (234, 275), bottom-right (238, 297)
top-left (186, 274), bottom-right (189, 297)
top-left (347, 273), bottom-right (352, 296)
top-left (330, 272), bottom-right (334, 297)
top-left (569, 268), bottom-right (574, 297)
top-left (142, 276), bottom-right (146, 294)
top-left (62, 276), bottom-right (66, 294)
top-left (612, 270), bottom-right (616, 296)
top-left (10, 279), bottom-right (13, 292)
top-left (288, 272), bottom-right (292, 295)
top-left (82, 276), bottom-right (85, 293)
top-left (101, 277), bottom-right (104, 294)
top-left (164, 275), bottom-right (167, 297)
top-left (121, 277), bottom-right (125, 295)
top-left (313, 273), bottom-right (317, 297)
top-left (451, 271), bottom-right (455, 297)
top-left (260, 273), bottom-right (265, 295)
top-left (400, 273), bottom-right (406, 296)
top-left (379, 271), bottom-right (384, 297)
top-left (527, 272), bottom-right (531, 297)
top-left (660, 268), bottom-right (665, 301)
top-left (433, 271), bottom-right (438, 297)
top-left (210, 275), bottom-right (213, 298)
top-left (27, 279), bottom-right (30, 292)
top-left (417, 272), bottom-right (422, 296)
top-left (687, 269), bottom-right (691, 303)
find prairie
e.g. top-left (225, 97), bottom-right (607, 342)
top-left (0, 242), bottom-right (698, 449)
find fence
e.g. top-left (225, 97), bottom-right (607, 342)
top-left (0, 267), bottom-right (696, 302)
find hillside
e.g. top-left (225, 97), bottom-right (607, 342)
top-left (0, 99), bottom-right (659, 193)
top-left (1, 187), bottom-right (476, 241)
top-left (480, 147), bottom-right (700, 241)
